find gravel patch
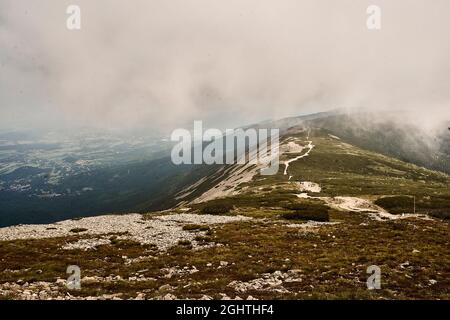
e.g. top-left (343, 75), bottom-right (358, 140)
top-left (228, 270), bottom-right (303, 294)
top-left (0, 213), bottom-right (251, 251)
top-left (285, 220), bottom-right (340, 230)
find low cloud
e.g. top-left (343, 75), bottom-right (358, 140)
top-left (1, 0), bottom-right (449, 133)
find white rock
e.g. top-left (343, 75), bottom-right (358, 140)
top-left (135, 293), bottom-right (145, 300)
top-left (159, 284), bottom-right (172, 292)
top-left (0, 213), bottom-right (252, 252)
top-left (163, 293), bottom-right (177, 300)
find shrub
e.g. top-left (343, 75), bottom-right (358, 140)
top-left (69, 228), bottom-right (88, 233)
top-left (429, 211), bottom-right (450, 220)
top-left (281, 202), bottom-right (330, 222)
top-left (374, 196), bottom-right (414, 214)
top-left (194, 235), bottom-right (213, 243)
top-left (201, 203), bottom-right (233, 215)
top-left (283, 203), bottom-right (324, 211)
top-left (178, 240), bottom-right (192, 246)
top-left (281, 210), bottom-right (329, 222)
top-left (110, 238), bottom-right (140, 247)
top-left (182, 224), bottom-right (210, 231)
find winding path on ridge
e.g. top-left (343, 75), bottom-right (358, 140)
top-left (283, 133), bottom-right (315, 178)
top-left (281, 133), bottom-right (429, 221)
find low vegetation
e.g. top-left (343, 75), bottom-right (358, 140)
top-left (281, 201), bottom-right (330, 222)
top-left (1, 128), bottom-right (449, 300)
top-left (374, 196), bottom-right (414, 214)
top-left (0, 209), bottom-right (448, 300)
top-left (375, 195), bottom-right (450, 218)
top-left (200, 203), bottom-right (233, 215)
top-left (182, 224), bottom-right (210, 231)
top-left (69, 228), bottom-right (88, 233)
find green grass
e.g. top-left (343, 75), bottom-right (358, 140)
top-left (1, 128), bottom-right (449, 300)
top-left (271, 129), bottom-right (450, 217)
top-left (200, 203), bottom-right (233, 215)
top-left (280, 200), bottom-right (330, 222)
top-left (374, 196), bottom-right (415, 214)
top-left (191, 129), bottom-right (450, 221)
top-left (1, 209), bottom-right (448, 300)
top-left (280, 211), bottom-right (329, 222)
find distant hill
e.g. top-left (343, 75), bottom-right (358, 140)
top-left (249, 110), bottom-right (450, 175)
top-left (305, 113), bottom-right (450, 175)
top-left (1, 110), bottom-right (449, 226)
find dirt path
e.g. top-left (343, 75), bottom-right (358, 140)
top-left (283, 133), bottom-right (315, 177)
top-left (323, 196), bottom-right (430, 221)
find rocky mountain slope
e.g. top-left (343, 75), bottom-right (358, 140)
top-left (2, 111), bottom-right (447, 227)
top-left (0, 124), bottom-right (449, 300)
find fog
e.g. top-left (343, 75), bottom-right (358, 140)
top-left (1, 0), bottom-right (449, 133)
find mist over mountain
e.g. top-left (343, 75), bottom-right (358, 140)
top-left (249, 110), bottom-right (450, 174)
top-left (2, 0), bottom-right (450, 302)
top-left (1, 0), bottom-right (450, 132)
top-left (309, 113), bottom-right (450, 174)
top-left (0, 109), bottom-right (448, 227)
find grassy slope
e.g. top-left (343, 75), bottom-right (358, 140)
top-left (0, 128), bottom-right (449, 299)
top-left (309, 114), bottom-right (450, 175)
top-left (286, 129), bottom-right (450, 215)
top-left (0, 209), bottom-right (448, 300)
top-left (201, 128), bottom-right (450, 216)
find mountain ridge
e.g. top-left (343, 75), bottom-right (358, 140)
top-left (0, 121), bottom-right (448, 300)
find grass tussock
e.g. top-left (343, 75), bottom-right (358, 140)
top-left (374, 196), bottom-right (414, 214)
top-left (281, 201), bottom-right (330, 222)
top-left (200, 203), bottom-right (233, 215)
top-left (182, 224), bottom-right (210, 231)
top-left (69, 228), bottom-right (88, 233)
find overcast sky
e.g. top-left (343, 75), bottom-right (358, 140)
top-left (1, 0), bottom-right (449, 133)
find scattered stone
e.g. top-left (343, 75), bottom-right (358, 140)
top-left (159, 284), bottom-right (173, 292)
top-left (135, 293), bottom-right (145, 300)
top-left (63, 238), bottom-right (111, 251)
top-left (162, 293), bottom-right (177, 300)
top-left (219, 293), bottom-right (231, 300)
top-left (0, 213), bottom-right (251, 252)
top-left (228, 271), bottom-right (295, 294)
top-left (190, 266), bottom-right (199, 274)
top-left (400, 261), bottom-right (410, 269)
